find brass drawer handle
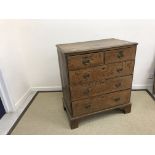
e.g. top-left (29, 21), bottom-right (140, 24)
top-left (83, 88), bottom-right (90, 95)
top-left (117, 68), bottom-right (123, 72)
top-left (115, 83), bottom-right (121, 88)
top-left (117, 51), bottom-right (124, 59)
top-left (102, 67), bottom-right (106, 70)
top-left (114, 97), bottom-right (120, 102)
top-left (84, 105), bottom-right (91, 109)
top-left (82, 58), bottom-right (90, 65)
top-left (83, 73), bottom-right (90, 80)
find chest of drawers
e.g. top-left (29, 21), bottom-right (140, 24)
top-left (57, 38), bottom-right (138, 129)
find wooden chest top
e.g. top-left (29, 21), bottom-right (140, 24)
top-left (56, 38), bottom-right (138, 53)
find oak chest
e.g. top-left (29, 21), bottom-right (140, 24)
top-left (57, 38), bottom-right (138, 129)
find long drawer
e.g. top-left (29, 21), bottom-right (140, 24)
top-left (69, 61), bottom-right (134, 86)
top-left (70, 75), bottom-right (133, 101)
top-left (72, 89), bottom-right (131, 116)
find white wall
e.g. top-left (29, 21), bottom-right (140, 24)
top-left (0, 21), bottom-right (30, 109)
top-left (0, 20), bottom-right (155, 110)
top-left (19, 20), bottom-right (155, 89)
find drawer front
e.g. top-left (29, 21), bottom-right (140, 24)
top-left (69, 61), bottom-right (134, 85)
top-left (68, 52), bottom-right (103, 70)
top-left (69, 67), bottom-right (106, 85)
top-left (70, 75), bottom-right (132, 101)
top-left (106, 60), bottom-right (135, 79)
top-left (105, 75), bottom-right (132, 93)
top-left (70, 81), bottom-right (105, 101)
top-left (105, 46), bottom-right (136, 64)
top-left (91, 89), bottom-right (131, 112)
top-left (69, 68), bottom-right (93, 85)
top-left (72, 89), bottom-right (131, 116)
top-left (106, 89), bottom-right (130, 106)
top-left (72, 99), bottom-right (92, 116)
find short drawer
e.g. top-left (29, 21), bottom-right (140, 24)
top-left (69, 61), bottom-right (134, 85)
top-left (105, 46), bottom-right (136, 64)
top-left (70, 81), bottom-right (105, 101)
top-left (72, 89), bottom-right (131, 116)
top-left (67, 52), bottom-right (104, 70)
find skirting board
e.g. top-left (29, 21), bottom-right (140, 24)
top-left (1, 84), bottom-right (154, 135)
top-left (11, 85), bottom-right (154, 110)
top-left (8, 88), bottom-right (155, 135)
top-left (32, 85), bottom-right (152, 92)
top-left (0, 89), bottom-right (37, 135)
top-left (13, 84), bottom-right (152, 110)
top-left (0, 86), bottom-right (62, 134)
top-left (31, 86), bottom-right (62, 92)
top-left (132, 84), bottom-right (152, 90)
top-left (15, 88), bottom-right (36, 110)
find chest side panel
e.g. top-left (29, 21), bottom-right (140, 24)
top-left (57, 48), bottom-right (72, 113)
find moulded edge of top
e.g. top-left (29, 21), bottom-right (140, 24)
top-left (56, 38), bottom-right (138, 53)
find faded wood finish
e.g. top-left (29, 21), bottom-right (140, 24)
top-left (105, 46), bottom-right (136, 64)
top-left (104, 75), bottom-right (132, 93)
top-left (68, 52), bottom-right (104, 70)
top-left (70, 81), bottom-right (105, 101)
top-left (72, 89), bottom-right (131, 116)
top-left (57, 38), bottom-right (137, 53)
top-left (57, 38), bottom-right (138, 129)
top-left (70, 75), bottom-right (132, 101)
top-left (69, 61), bottom-right (134, 85)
